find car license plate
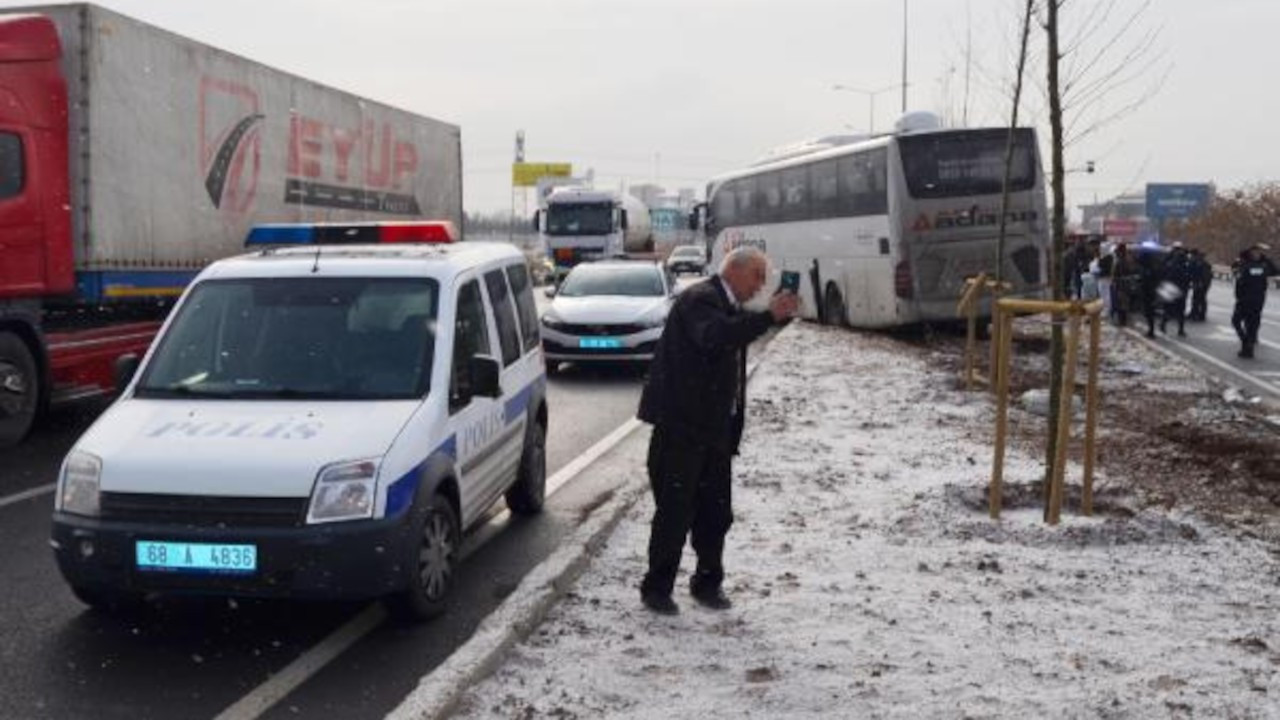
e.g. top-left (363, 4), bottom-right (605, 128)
top-left (135, 541), bottom-right (257, 574)
top-left (579, 337), bottom-right (623, 349)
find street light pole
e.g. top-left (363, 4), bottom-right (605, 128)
top-left (832, 83), bottom-right (903, 134)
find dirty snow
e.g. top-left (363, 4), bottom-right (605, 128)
top-left (451, 322), bottom-right (1280, 719)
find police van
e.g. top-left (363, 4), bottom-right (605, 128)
top-left (50, 222), bottom-right (548, 621)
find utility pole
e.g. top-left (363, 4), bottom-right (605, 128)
top-left (511, 130), bottom-right (525, 243)
top-left (901, 0), bottom-right (909, 113)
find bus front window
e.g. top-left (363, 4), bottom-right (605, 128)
top-left (899, 129), bottom-right (1037, 199)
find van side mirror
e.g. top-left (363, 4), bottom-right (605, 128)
top-left (468, 355), bottom-right (502, 399)
top-left (619, 209), bottom-right (629, 231)
top-left (114, 354), bottom-right (141, 391)
top-left (544, 285), bottom-right (556, 299)
top-left (532, 210), bottom-right (541, 232)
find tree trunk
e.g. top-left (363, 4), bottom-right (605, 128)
top-left (1044, 0), bottom-right (1067, 516)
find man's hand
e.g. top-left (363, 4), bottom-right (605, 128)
top-left (768, 291), bottom-right (800, 322)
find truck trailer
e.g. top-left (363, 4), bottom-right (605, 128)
top-left (0, 4), bottom-right (463, 445)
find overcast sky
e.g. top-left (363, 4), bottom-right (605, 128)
top-left (5, 0), bottom-right (1276, 218)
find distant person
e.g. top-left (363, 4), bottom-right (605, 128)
top-left (1096, 242), bottom-right (1116, 320)
top-left (1188, 248), bottom-right (1212, 322)
top-left (636, 246), bottom-right (799, 615)
top-left (1081, 237), bottom-right (1103, 301)
top-left (1159, 242), bottom-right (1194, 337)
top-left (1136, 248), bottom-right (1163, 338)
top-left (1231, 243), bottom-right (1280, 359)
top-left (1110, 243), bottom-right (1137, 327)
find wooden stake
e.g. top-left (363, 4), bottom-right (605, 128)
top-left (1082, 307), bottom-right (1101, 515)
top-left (1048, 312), bottom-right (1082, 525)
top-left (990, 308), bottom-right (1015, 519)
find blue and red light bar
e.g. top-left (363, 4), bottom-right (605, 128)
top-left (245, 221), bottom-right (458, 247)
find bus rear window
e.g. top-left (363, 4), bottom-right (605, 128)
top-left (899, 129), bottom-right (1037, 199)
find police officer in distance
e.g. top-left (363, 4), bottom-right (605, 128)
top-left (1231, 242), bottom-right (1279, 359)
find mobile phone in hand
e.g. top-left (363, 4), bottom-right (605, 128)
top-left (778, 270), bottom-right (801, 294)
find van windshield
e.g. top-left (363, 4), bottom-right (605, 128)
top-left (136, 277), bottom-right (439, 400)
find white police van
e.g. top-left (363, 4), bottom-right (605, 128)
top-left (51, 222), bottom-right (548, 621)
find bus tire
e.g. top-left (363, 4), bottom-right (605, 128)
top-left (0, 331), bottom-right (38, 447)
top-left (505, 419), bottom-right (546, 515)
top-left (823, 284), bottom-right (848, 328)
top-left (388, 492), bottom-right (460, 623)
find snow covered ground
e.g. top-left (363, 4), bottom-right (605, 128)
top-left (450, 322), bottom-right (1279, 719)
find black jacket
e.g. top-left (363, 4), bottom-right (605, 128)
top-left (637, 278), bottom-right (775, 455)
top-left (1233, 253), bottom-right (1280, 306)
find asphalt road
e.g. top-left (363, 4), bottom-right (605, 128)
top-left (1128, 278), bottom-right (1280, 401)
top-left (0, 361), bottom-right (647, 720)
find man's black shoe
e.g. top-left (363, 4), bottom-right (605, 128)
top-left (641, 593), bottom-right (679, 615)
top-left (690, 588), bottom-right (732, 610)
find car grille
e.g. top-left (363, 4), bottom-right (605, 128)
top-left (99, 492), bottom-right (308, 529)
top-left (552, 323), bottom-right (649, 337)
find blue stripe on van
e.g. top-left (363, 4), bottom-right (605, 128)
top-left (504, 377), bottom-right (545, 425)
top-left (384, 433), bottom-right (457, 517)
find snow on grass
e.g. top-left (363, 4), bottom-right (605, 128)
top-left (452, 322), bottom-right (1279, 719)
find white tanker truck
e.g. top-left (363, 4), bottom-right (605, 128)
top-left (534, 187), bottom-right (654, 279)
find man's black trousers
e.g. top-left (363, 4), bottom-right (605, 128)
top-left (641, 426), bottom-right (733, 599)
top-left (1233, 300), bottom-right (1264, 348)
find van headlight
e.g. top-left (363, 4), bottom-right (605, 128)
top-left (59, 451), bottom-right (102, 517)
top-left (307, 459), bottom-right (379, 524)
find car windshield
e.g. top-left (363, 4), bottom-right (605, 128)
top-left (558, 265), bottom-right (665, 298)
top-left (136, 277), bottom-right (439, 400)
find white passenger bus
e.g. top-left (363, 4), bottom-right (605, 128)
top-left (696, 112), bottom-right (1049, 328)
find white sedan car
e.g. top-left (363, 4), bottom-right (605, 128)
top-left (665, 244), bottom-right (708, 275)
top-left (540, 260), bottom-right (674, 372)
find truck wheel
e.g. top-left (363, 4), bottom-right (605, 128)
top-left (387, 493), bottom-right (459, 622)
top-left (505, 420), bottom-right (546, 515)
top-left (0, 331), bottom-right (38, 447)
top-left (823, 284), bottom-right (848, 328)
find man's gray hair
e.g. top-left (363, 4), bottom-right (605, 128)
top-left (719, 246), bottom-right (767, 275)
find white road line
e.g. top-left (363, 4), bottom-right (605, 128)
top-left (213, 416), bottom-right (644, 720)
top-left (211, 604), bottom-right (387, 720)
top-left (1211, 324), bottom-right (1280, 352)
top-left (0, 483), bottom-right (56, 510)
top-left (1129, 329), bottom-right (1280, 399)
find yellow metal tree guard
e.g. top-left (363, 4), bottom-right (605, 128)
top-left (989, 297), bottom-right (1104, 525)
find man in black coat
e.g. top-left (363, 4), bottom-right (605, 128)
top-left (636, 247), bottom-right (798, 614)
top-left (1231, 242), bottom-right (1280, 359)
top-left (1188, 248), bottom-right (1212, 322)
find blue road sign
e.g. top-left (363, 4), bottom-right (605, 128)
top-left (1145, 183), bottom-right (1211, 221)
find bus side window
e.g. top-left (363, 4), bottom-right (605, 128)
top-left (782, 166), bottom-right (808, 222)
top-left (712, 180), bottom-right (736, 228)
top-left (756, 171), bottom-right (783, 225)
top-left (809, 159), bottom-right (839, 220)
top-left (839, 149), bottom-right (888, 217)
top-left (734, 176), bottom-right (756, 226)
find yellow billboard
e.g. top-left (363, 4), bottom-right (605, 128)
top-left (513, 162), bottom-right (572, 187)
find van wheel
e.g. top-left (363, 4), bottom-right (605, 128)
top-left (388, 494), bottom-right (459, 622)
top-left (0, 331), bottom-right (38, 447)
top-left (70, 585), bottom-right (147, 615)
top-left (505, 420), bottom-right (546, 515)
top-left (823, 284), bottom-right (848, 328)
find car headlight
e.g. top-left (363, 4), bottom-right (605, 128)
top-left (307, 458), bottom-right (379, 524)
top-left (642, 312), bottom-right (668, 329)
top-left (59, 451), bottom-right (102, 517)
top-left (541, 313), bottom-right (567, 331)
